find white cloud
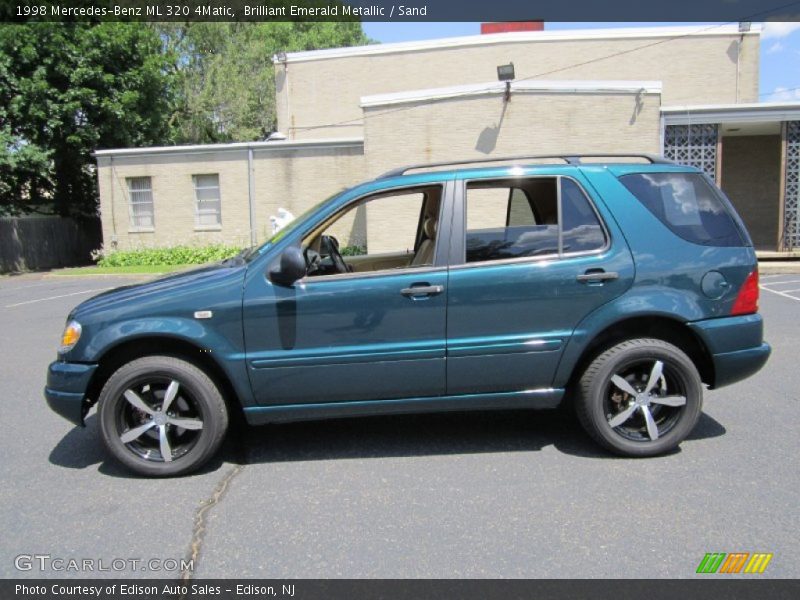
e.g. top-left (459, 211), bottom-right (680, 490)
top-left (762, 86), bottom-right (800, 102)
top-left (767, 41), bottom-right (785, 53)
top-left (761, 22), bottom-right (800, 40)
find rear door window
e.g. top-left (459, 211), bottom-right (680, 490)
top-left (619, 172), bottom-right (744, 247)
top-left (465, 177), bottom-right (606, 262)
top-left (561, 178), bottom-right (608, 254)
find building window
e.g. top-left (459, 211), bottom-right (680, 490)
top-left (193, 174), bottom-right (222, 228)
top-left (126, 176), bottom-right (154, 230)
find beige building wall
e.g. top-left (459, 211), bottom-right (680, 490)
top-left (362, 89), bottom-right (662, 177)
top-left (251, 144), bottom-right (365, 245)
top-left (96, 142), bottom-right (364, 251)
top-left (277, 29), bottom-right (758, 140)
top-left (96, 87), bottom-right (660, 254)
top-left (361, 88), bottom-right (661, 252)
top-left (98, 26), bottom-right (764, 255)
top-left (97, 151), bottom-right (252, 250)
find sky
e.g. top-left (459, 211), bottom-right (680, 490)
top-left (362, 22), bottom-right (800, 103)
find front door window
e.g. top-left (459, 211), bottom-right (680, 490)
top-left (302, 185), bottom-right (443, 277)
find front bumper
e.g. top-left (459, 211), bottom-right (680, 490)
top-left (688, 313), bottom-right (771, 389)
top-left (44, 361), bottom-right (98, 426)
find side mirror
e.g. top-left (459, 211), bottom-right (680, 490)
top-left (268, 246), bottom-right (307, 286)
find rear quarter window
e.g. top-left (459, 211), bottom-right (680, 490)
top-left (619, 172), bottom-right (745, 247)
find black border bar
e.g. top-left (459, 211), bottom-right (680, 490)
top-left (3, 0), bottom-right (800, 23)
top-left (3, 579), bottom-right (800, 600)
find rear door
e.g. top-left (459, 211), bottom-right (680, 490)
top-left (445, 170), bottom-right (635, 395)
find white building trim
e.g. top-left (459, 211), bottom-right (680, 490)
top-left (277, 24), bottom-right (760, 64)
top-left (662, 102), bottom-right (800, 125)
top-left (93, 138), bottom-right (365, 159)
top-left (361, 80), bottom-right (662, 108)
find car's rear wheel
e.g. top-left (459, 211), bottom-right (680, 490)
top-left (98, 356), bottom-right (228, 477)
top-left (575, 338), bottom-right (702, 457)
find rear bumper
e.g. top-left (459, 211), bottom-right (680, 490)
top-left (688, 314), bottom-right (770, 389)
top-left (44, 361), bottom-right (98, 426)
top-left (708, 343), bottom-right (771, 389)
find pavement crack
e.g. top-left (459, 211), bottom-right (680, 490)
top-left (180, 463), bottom-right (246, 582)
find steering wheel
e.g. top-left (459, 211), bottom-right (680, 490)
top-left (321, 235), bottom-right (349, 274)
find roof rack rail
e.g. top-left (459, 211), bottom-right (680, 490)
top-left (377, 153), bottom-right (672, 179)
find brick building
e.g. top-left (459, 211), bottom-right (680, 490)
top-left (95, 23), bottom-right (800, 253)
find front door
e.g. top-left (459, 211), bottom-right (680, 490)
top-left (445, 172), bottom-right (635, 395)
top-left (243, 182), bottom-right (451, 406)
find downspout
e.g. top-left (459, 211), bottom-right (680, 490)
top-left (274, 52), bottom-right (291, 139)
top-left (735, 33), bottom-right (744, 103)
top-left (285, 62), bottom-right (292, 140)
top-left (247, 147), bottom-right (257, 246)
top-left (109, 156), bottom-right (118, 248)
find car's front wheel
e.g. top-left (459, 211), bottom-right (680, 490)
top-left (575, 338), bottom-right (703, 457)
top-left (98, 356), bottom-right (228, 477)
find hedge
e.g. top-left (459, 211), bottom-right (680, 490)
top-left (96, 245), bottom-right (243, 267)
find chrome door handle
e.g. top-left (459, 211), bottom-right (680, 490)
top-left (400, 285), bottom-right (444, 297)
top-left (577, 270), bottom-right (619, 283)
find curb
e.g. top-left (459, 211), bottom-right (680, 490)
top-left (758, 262), bottom-right (800, 275)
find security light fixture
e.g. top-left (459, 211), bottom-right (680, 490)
top-left (497, 62), bottom-right (515, 103)
top-left (497, 62), bottom-right (515, 82)
top-left (738, 22), bottom-right (751, 33)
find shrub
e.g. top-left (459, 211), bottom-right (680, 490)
top-left (95, 245), bottom-right (243, 267)
top-left (340, 245), bottom-right (366, 256)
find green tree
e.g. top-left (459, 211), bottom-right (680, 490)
top-left (162, 22), bottom-right (372, 144)
top-left (0, 23), bottom-right (174, 216)
top-left (0, 19), bottom-right (371, 216)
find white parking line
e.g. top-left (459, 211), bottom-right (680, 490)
top-left (0, 280), bottom-right (95, 298)
top-left (759, 285), bottom-right (800, 303)
top-left (4, 287), bottom-right (112, 308)
top-left (759, 279), bottom-right (800, 288)
top-left (0, 280), bottom-right (58, 292)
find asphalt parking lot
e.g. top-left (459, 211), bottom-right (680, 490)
top-left (1, 272), bottom-right (798, 579)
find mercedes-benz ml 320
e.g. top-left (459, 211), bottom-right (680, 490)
top-left (45, 155), bottom-right (770, 476)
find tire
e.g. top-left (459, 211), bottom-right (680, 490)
top-left (575, 338), bottom-right (702, 457)
top-left (98, 355), bottom-right (228, 477)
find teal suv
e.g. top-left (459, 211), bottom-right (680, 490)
top-left (45, 155), bottom-right (770, 476)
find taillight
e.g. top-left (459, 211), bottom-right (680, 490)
top-left (731, 270), bottom-right (759, 315)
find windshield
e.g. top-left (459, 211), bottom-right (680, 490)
top-left (242, 192), bottom-right (340, 262)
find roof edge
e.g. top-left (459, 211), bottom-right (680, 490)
top-left (93, 137), bottom-right (364, 158)
top-left (662, 101), bottom-right (800, 124)
top-left (278, 24), bottom-right (760, 64)
top-left (361, 80), bottom-right (662, 108)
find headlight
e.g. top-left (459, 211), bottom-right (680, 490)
top-left (59, 320), bottom-right (82, 354)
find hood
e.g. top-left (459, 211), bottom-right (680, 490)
top-left (71, 261), bottom-right (247, 320)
